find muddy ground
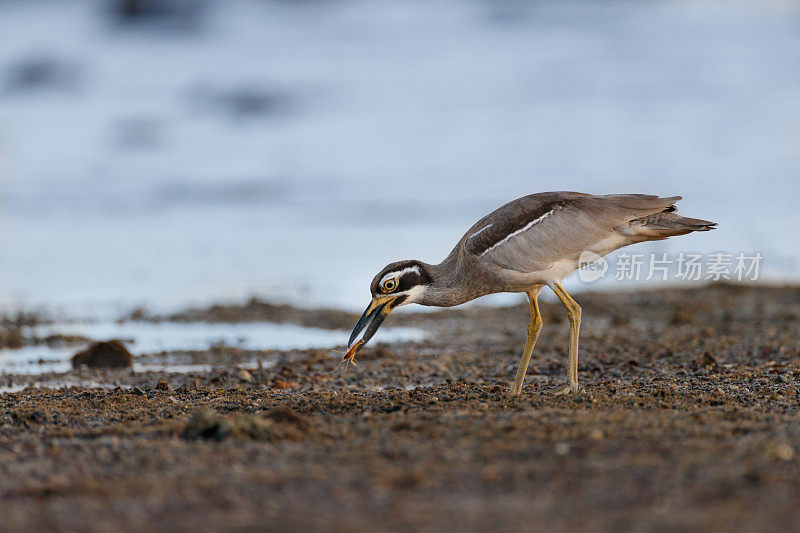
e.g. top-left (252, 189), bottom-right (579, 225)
top-left (1, 283), bottom-right (799, 532)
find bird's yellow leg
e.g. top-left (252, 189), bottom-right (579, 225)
top-left (510, 287), bottom-right (543, 396)
top-left (549, 282), bottom-right (583, 395)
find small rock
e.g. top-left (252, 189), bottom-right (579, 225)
top-left (265, 407), bottom-right (310, 432)
top-left (72, 340), bottom-right (133, 369)
top-left (131, 386), bottom-right (146, 396)
top-left (155, 380), bottom-right (170, 391)
top-left (182, 409), bottom-right (231, 441)
top-left (239, 370), bottom-right (253, 382)
top-left (1, 329), bottom-right (25, 349)
top-left (775, 444), bottom-right (795, 461)
top-left (182, 408), bottom-right (306, 442)
top-left (670, 307), bottom-right (696, 325)
top-left (554, 442), bottom-right (570, 456)
top-left (272, 380), bottom-right (298, 390)
top-left (10, 409), bottom-right (50, 427)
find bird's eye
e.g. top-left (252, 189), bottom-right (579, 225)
top-left (381, 278), bottom-right (398, 293)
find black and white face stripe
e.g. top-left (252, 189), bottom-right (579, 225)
top-left (370, 260), bottom-right (432, 298)
top-left (379, 265), bottom-right (420, 288)
top-left (349, 261), bottom-right (431, 349)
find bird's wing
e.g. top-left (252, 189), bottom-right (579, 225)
top-left (463, 192), bottom-right (681, 272)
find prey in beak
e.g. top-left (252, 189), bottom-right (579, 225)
top-left (338, 259), bottom-right (430, 371)
top-left (341, 296), bottom-right (399, 367)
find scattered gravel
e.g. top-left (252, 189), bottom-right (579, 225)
top-left (0, 283), bottom-right (798, 531)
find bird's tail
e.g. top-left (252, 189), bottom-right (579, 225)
top-left (626, 210), bottom-right (717, 239)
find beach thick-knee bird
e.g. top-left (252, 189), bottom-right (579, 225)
top-left (345, 192), bottom-right (716, 395)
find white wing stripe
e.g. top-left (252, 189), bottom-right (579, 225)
top-left (478, 208), bottom-right (556, 257)
top-left (466, 223), bottom-right (493, 241)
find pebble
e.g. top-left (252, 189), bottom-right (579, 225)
top-left (554, 442), bottom-right (570, 456)
top-left (775, 444), bottom-right (795, 461)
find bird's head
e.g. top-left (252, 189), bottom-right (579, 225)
top-left (347, 260), bottom-right (432, 350)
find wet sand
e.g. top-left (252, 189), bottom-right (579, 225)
top-left (1, 283), bottom-right (799, 531)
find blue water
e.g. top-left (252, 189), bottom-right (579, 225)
top-left (1, 0), bottom-right (798, 316)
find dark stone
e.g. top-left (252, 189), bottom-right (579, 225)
top-left (265, 407), bottom-right (310, 431)
top-left (182, 409), bottom-right (231, 441)
top-left (72, 340), bottom-right (133, 369)
top-left (182, 409), bottom-right (309, 442)
top-left (702, 351), bottom-right (718, 367)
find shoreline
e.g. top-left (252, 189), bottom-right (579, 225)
top-left (0, 283), bottom-right (798, 530)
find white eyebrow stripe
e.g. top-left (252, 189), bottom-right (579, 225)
top-left (380, 265), bottom-right (420, 285)
top-left (466, 223), bottom-right (493, 241)
top-left (478, 208), bottom-right (556, 257)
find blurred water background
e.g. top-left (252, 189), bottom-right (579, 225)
top-left (1, 0), bottom-right (799, 317)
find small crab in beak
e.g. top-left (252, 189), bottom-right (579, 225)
top-left (340, 296), bottom-right (399, 368)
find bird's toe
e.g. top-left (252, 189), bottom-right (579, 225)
top-left (549, 383), bottom-right (584, 396)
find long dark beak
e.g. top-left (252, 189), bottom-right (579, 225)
top-left (348, 297), bottom-right (396, 349)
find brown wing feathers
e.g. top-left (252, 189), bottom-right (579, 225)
top-left (461, 192), bottom-right (716, 265)
top-left (625, 211), bottom-right (717, 239)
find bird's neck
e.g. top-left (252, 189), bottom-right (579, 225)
top-left (420, 255), bottom-right (476, 307)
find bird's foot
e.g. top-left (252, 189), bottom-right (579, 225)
top-left (549, 383), bottom-right (584, 396)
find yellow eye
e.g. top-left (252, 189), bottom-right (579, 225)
top-left (381, 278), bottom-right (397, 293)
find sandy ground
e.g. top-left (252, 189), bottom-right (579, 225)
top-left (1, 283), bottom-right (799, 532)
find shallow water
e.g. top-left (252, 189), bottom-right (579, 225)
top-left (0, 321), bottom-right (426, 375)
top-left (0, 0), bottom-right (798, 316)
